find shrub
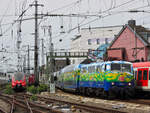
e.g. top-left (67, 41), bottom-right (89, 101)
top-left (27, 85), bottom-right (37, 94)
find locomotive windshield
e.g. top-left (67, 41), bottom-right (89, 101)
top-left (111, 63), bottom-right (131, 72)
top-left (14, 72), bottom-right (24, 81)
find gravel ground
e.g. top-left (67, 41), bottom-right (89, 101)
top-left (39, 89), bottom-right (150, 113)
top-left (0, 99), bottom-right (11, 113)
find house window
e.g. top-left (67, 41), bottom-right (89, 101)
top-left (88, 39), bottom-right (92, 45)
top-left (96, 39), bottom-right (100, 45)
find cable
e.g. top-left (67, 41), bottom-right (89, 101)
top-left (101, 0), bottom-right (138, 13)
top-left (48, 0), bottom-right (83, 13)
top-left (2, 1), bottom-right (34, 35)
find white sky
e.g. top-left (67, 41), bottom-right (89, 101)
top-left (0, 0), bottom-right (150, 70)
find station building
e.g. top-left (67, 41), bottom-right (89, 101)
top-left (70, 25), bottom-right (122, 64)
top-left (107, 20), bottom-right (150, 62)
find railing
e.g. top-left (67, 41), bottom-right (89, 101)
top-left (47, 51), bottom-right (88, 58)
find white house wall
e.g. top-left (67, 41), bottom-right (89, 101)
top-left (71, 25), bottom-right (123, 64)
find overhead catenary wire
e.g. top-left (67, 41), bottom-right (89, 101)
top-left (48, 0), bottom-right (83, 13)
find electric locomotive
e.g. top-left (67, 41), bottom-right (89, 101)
top-left (56, 61), bottom-right (135, 99)
top-left (12, 72), bottom-right (26, 90)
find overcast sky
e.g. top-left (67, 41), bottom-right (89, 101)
top-left (0, 0), bottom-right (150, 70)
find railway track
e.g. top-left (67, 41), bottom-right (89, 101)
top-left (1, 90), bottom-right (150, 113)
top-left (0, 93), bottom-right (64, 113)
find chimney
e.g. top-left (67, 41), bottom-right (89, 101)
top-left (128, 20), bottom-right (136, 26)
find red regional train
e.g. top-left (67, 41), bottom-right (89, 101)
top-left (28, 74), bottom-right (35, 85)
top-left (12, 72), bottom-right (35, 90)
top-left (133, 62), bottom-right (150, 92)
top-left (12, 72), bottom-right (26, 89)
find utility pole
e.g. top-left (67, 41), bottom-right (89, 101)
top-left (27, 45), bottom-right (30, 74)
top-left (41, 38), bottom-right (44, 66)
top-left (48, 26), bottom-right (55, 93)
top-left (17, 21), bottom-right (22, 72)
top-left (30, 1), bottom-right (44, 85)
top-left (23, 55), bottom-right (26, 73)
top-left (42, 25), bottom-right (55, 93)
top-left (41, 38), bottom-right (44, 82)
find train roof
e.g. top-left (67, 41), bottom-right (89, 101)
top-left (60, 61), bottom-right (132, 71)
top-left (81, 61), bottom-right (132, 67)
top-left (102, 61), bottom-right (132, 64)
top-left (133, 62), bottom-right (150, 68)
top-left (61, 64), bottom-right (81, 72)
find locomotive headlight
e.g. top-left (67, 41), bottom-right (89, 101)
top-left (111, 82), bottom-right (115, 85)
top-left (128, 83), bottom-right (131, 86)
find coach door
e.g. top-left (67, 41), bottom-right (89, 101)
top-left (137, 68), bottom-right (148, 86)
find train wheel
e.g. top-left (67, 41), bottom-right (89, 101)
top-left (125, 87), bottom-right (135, 99)
top-left (95, 89), bottom-right (100, 97)
top-left (75, 88), bottom-right (80, 94)
top-left (86, 88), bottom-right (91, 96)
top-left (80, 87), bottom-right (85, 96)
top-left (102, 90), bottom-right (108, 99)
top-left (108, 89), bottom-right (116, 99)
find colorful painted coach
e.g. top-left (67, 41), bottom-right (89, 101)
top-left (56, 61), bottom-right (135, 98)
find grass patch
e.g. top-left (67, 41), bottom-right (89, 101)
top-left (30, 94), bottom-right (38, 101)
top-left (4, 84), bottom-right (14, 94)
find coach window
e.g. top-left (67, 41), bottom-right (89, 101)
top-left (88, 67), bottom-right (91, 73)
top-left (138, 70), bottom-right (142, 80)
top-left (96, 65), bottom-right (101, 72)
top-left (82, 67), bottom-right (87, 73)
top-left (88, 66), bottom-right (95, 73)
top-left (149, 71), bottom-right (150, 80)
top-left (134, 71), bottom-right (137, 80)
top-left (92, 66), bottom-right (95, 72)
top-left (143, 70), bottom-right (148, 80)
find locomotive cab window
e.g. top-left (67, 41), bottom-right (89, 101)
top-left (122, 64), bottom-right (131, 72)
top-left (111, 63), bottom-right (131, 72)
top-left (111, 63), bottom-right (121, 71)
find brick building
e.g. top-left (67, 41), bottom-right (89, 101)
top-left (107, 20), bottom-right (150, 62)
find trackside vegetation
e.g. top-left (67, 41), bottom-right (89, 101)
top-left (27, 84), bottom-right (48, 94)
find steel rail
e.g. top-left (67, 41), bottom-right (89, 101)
top-left (10, 96), bottom-right (15, 113)
top-left (24, 95), bottom-right (33, 113)
top-left (0, 93), bottom-right (63, 113)
top-left (0, 107), bottom-right (8, 113)
top-left (0, 93), bottom-right (43, 113)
